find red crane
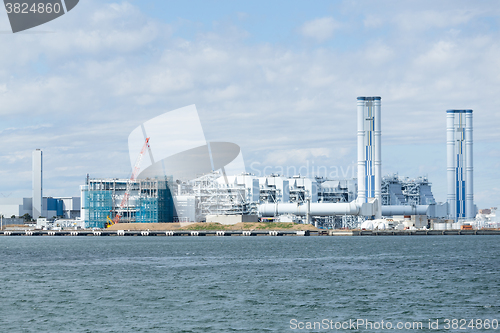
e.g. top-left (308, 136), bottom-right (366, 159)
top-left (108, 137), bottom-right (151, 226)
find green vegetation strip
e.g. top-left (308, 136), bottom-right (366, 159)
top-left (254, 222), bottom-right (294, 230)
top-left (185, 222), bottom-right (297, 231)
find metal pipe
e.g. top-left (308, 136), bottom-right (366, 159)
top-left (381, 205), bottom-right (429, 216)
top-left (259, 201), bottom-right (360, 217)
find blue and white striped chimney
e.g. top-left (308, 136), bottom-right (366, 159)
top-left (446, 109), bottom-right (474, 221)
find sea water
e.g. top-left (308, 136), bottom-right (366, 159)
top-left (0, 236), bottom-right (498, 332)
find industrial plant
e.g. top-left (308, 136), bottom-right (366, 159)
top-left (76, 98), bottom-right (479, 230)
top-left (1, 97), bottom-right (495, 231)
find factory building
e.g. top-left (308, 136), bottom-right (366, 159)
top-left (174, 173), bottom-right (361, 226)
top-left (0, 149), bottom-right (80, 221)
top-left (160, 171), bottom-right (438, 227)
top-left (54, 197), bottom-right (81, 219)
top-left (0, 196), bottom-right (80, 220)
top-left (82, 172), bottom-right (364, 228)
top-left (380, 174), bottom-right (447, 219)
top-left (447, 110), bottom-right (475, 221)
top-left (381, 174), bottom-right (436, 206)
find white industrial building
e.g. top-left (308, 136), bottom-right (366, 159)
top-left (161, 170), bottom-right (443, 228)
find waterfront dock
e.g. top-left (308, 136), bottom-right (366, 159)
top-left (329, 229), bottom-right (500, 236)
top-left (0, 229), bottom-right (312, 237)
top-left (1, 229), bottom-right (499, 236)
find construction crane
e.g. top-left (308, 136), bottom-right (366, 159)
top-left (106, 137), bottom-right (151, 227)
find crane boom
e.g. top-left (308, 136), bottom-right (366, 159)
top-left (109, 137), bottom-right (150, 226)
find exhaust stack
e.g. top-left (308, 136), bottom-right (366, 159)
top-left (357, 97), bottom-right (382, 218)
top-left (447, 109), bottom-right (474, 221)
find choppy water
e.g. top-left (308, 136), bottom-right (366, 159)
top-left (0, 236), bottom-right (499, 332)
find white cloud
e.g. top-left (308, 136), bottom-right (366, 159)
top-left (263, 148), bottom-right (330, 166)
top-left (414, 41), bottom-right (457, 67)
top-left (299, 17), bottom-right (340, 42)
top-left (364, 42), bottom-right (394, 64)
top-left (364, 14), bottom-right (383, 28)
top-left (0, 1), bottom-right (499, 207)
top-left (393, 9), bottom-right (477, 32)
top-left (0, 124), bottom-right (53, 134)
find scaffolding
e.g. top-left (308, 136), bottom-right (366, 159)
top-left (137, 198), bottom-right (158, 223)
top-left (85, 177), bottom-right (173, 228)
top-left (87, 190), bottom-right (113, 229)
top-left (188, 172), bottom-right (255, 221)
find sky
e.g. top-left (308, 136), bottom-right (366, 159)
top-left (0, 0), bottom-right (499, 209)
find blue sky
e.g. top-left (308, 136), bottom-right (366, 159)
top-left (0, 0), bottom-right (499, 209)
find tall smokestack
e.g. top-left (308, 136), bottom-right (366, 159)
top-left (446, 110), bottom-right (473, 221)
top-left (357, 96), bottom-right (382, 218)
top-left (32, 149), bottom-right (42, 219)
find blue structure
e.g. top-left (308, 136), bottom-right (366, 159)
top-left (84, 178), bottom-right (174, 229)
top-left (45, 197), bottom-right (64, 217)
top-left (86, 190), bottom-right (113, 229)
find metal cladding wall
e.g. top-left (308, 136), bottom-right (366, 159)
top-left (357, 97), bottom-right (382, 218)
top-left (158, 180), bottom-right (175, 222)
top-left (446, 110), bottom-right (473, 221)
